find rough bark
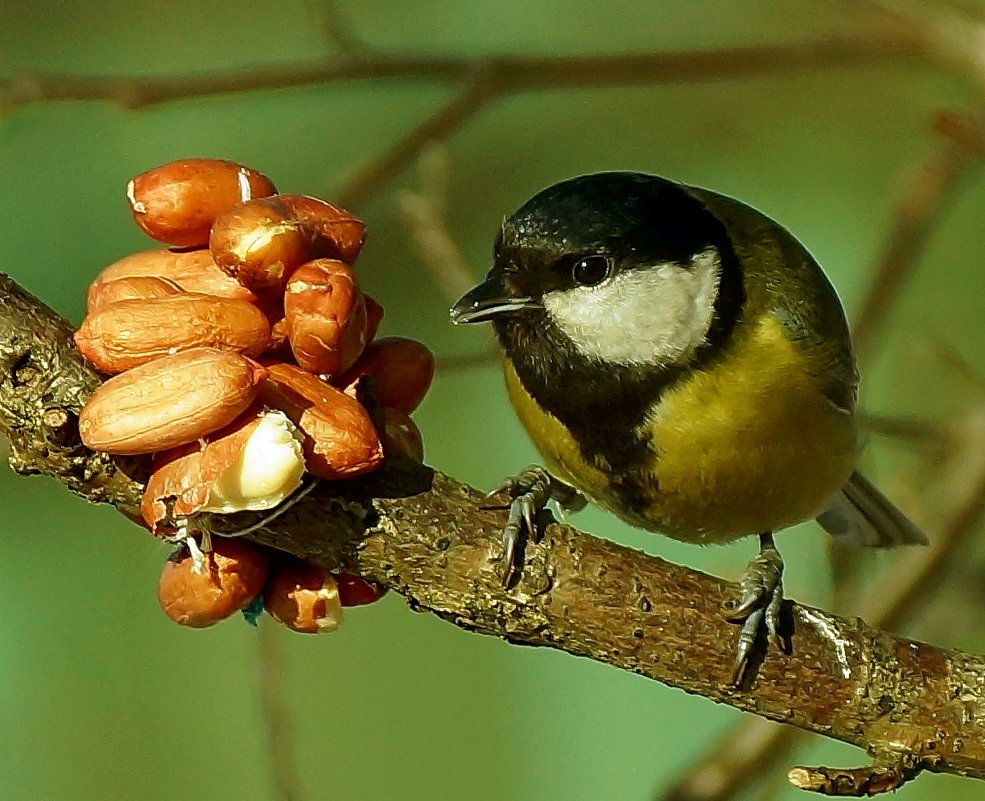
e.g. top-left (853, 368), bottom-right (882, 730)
top-left (2, 272), bottom-right (983, 794)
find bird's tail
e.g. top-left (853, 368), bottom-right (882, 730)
top-left (815, 470), bottom-right (929, 548)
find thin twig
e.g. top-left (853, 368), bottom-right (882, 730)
top-left (256, 621), bottom-right (305, 801)
top-left (858, 412), bottom-right (948, 446)
top-left (335, 73), bottom-right (499, 209)
top-left (787, 757), bottom-right (920, 796)
top-left (0, 38), bottom-right (921, 114)
top-left (934, 107), bottom-right (985, 157)
top-left (836, 0), bottom-right (985, 91)
top-left (312, 0), bottom-right (370, 54)
top-left (396, 147), bottom-right (478, 302)
top-left (852, 141), bottom-right (975, 356)
top-left (932, 342), bottom-right (985, 396)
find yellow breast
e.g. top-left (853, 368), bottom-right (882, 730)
top-left (503, 313), bottom-right (858, 544)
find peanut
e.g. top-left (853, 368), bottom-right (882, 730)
top-left (259, 362), bottom-right (383, 479)
top-left (284, 259), bottom-right (367, 376)
top-left (276, 194), bottom-right (366, 263)
top-left (74, 294), bottom-right (271, 374)
top-left (78, 348), bottom-right (267, 454)
top-left (158, 537), bottom-right (269, 628)
top-left (88, 248), bottom-right (256, 305)
top-left (128, 159), bottom-right (276, 247)
top-left (336, 572), bottom-right (387, 607)
top-left (382, 407), bottom-right (424, 461)
top-left (340, 337), bottom-right (435, 414)
top-left (257, 314), bottom-right (291, 362)
top-left (264, 559), bottom-right (342, 634)
top-left (141, 406), bottom-right (305, 531)
top-left (209, 196), bottom-right (312, 290)
top-left (363, 293), bottom-right (384, 343)
top-left (87, 275), bottom-right (183, 314)
top-left (141, 442), bottom-right (208, 532)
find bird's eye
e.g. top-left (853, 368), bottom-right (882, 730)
top-left (571, 255), bottom-right (610, 287)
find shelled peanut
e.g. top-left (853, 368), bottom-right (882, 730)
top-left (76, 158), bottom-right (432, 632)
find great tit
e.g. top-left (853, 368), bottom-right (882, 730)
top-left (450, 171), bottom-right (927, 682)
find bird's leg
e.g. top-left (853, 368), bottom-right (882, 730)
top-left (484, 465), bottom-right (585, 588)
top-left (551, 480), bottom-right (588, 518)
top-left (726, 531), bottom-right (786, 685)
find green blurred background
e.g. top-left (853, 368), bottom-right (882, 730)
top-left (2, 2), bottom-right (985, 800)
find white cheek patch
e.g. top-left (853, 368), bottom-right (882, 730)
top-left (542, 248), bottom-right (721, 367)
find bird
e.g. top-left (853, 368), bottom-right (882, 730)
top-left (450, 171), bottom-right (927, 683)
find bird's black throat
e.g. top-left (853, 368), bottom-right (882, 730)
top-left (497, 321), bottom-right (687, 473)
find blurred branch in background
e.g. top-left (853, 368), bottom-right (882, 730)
top-left (256, 621), bottom-right (306, 801)
top-left (0, 39), bottom-right (920, 113)
top-left (0, 1), bottom-right (971, 210)
top-left (396, 147), bottom-right (477, 302)
top-left (312, 0), bottom-right (371, 55)
top-left (851, 130), bottom-right (978, 356)
top-left (860, 412), bottom-right (948, 450)
top-left (840, 0), bottom-right (985, 94)
top-left (396, 146), bottom-right (502, 371)
top-left (338, 72), bottom-right (500, 209)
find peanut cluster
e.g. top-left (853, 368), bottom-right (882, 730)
top-left (76, 158), bottom-right (435, 633)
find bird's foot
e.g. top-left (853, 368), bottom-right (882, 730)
top-left (725, 531), bottom-right (788, 685)
top-left (484, 466), bottom-right (583, 588)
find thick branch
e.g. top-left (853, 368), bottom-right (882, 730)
top-left (2, 272), bottom-right (985, 788)
top-left (0, 275), bottom-right (146, 513)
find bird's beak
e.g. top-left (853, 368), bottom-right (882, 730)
top-left (450, 271), bottom-right (540, 325)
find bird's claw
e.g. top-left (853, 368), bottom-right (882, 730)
top-left (499, 487), bottom-right (547, 586)
top-left (486, 466), bottom-right (570, 588)
top-left (726, 532), bottom-right (787, 685)
top-left (484, 466), bottom-right (550, 506)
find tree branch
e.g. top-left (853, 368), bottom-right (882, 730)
top-left (2, 273), bottom-right (985, 792)
top-left (0, 37), bottom-right (922, 114)
top-left (336, 73), bottom-right (498, 209)
top-left (851, 138), bottom-right (977, 356)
